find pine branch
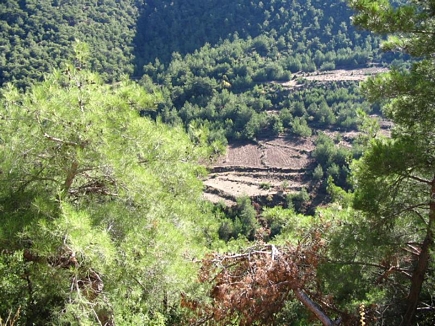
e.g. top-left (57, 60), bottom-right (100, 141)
top-left (293, 289), bottom-right (335, 326)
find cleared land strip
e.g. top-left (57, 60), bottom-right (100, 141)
top-left (205, 136), bottom-right (313, 204)
top-left (281, 67), bottom-right (389, 89)
top-left (209, 166), bottom-right (306, 174)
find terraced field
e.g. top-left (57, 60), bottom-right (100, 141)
top-left (203, 68), bottom-right (391, 206)
top-left (203, 136), bottom-right (314, 205)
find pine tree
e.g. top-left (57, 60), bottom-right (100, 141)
top-left (348, 0), bottom-right (435, 324)
top-left (0, 46), bottom-right (216, 324)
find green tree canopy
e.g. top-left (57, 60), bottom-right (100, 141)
top-left (0, 59), bottom-right (217, 324)
top-left (348, 0), bottom-right (435, 324)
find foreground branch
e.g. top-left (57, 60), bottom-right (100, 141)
top-left (293, 289), bottom-right (335, 326)
top-left (186, 232), bottom-right (346, 325)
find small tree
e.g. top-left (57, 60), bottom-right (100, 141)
top-left (291, 116), bottom-right (312, 137)
top-left (313, 164), bottom-right (324, 180)
top-left (236, 196), bottom-right (259, 241)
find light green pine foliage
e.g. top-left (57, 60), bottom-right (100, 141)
top-left (0, 55), bottom-right (217, 324)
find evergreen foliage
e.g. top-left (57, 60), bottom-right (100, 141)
top-left (1, 0), bottom-right (386, 90)
top-left (217, 197), bottom-right (260, 242)
top-left (3, 0), bottom-right (433, 324)
top-left (0, 0), bottom-right (389, 156)
top-left (345, 0), bottom-right (435, 323)
top-left (135, 0), bottom-right (382, 69)
top-left (0, 55), bottom-right (218, 324)
top-left (0, 0), bottom-right (140, 89)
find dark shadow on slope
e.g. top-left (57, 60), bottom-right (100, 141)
top-left (132, 0), bottom-right (266, 76)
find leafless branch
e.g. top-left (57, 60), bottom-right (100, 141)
top-left (407, 174), bottom-right (432, 185)
top-left (43, 133), bottom-right (85, 148)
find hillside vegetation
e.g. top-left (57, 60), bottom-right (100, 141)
top-left (2, 0), bottom-right (388, 88)
top-left (0, 0), bottom-right (139, 88)
top-left (135, 0), bottom-right (383, 68)
top-left (1, 0), bottom-right (392, 191)
top-left (2, 0), bottom-right (435, 325)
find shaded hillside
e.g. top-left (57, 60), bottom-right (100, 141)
top-left (134, 0), bottom-right (398, 151)
top-left (134, 0), bottom-right (383, 70)
top-left (131, 0), bottom-right (392, 199)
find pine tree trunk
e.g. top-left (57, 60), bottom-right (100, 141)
top-left (401, 176), bottom-right (435, 325)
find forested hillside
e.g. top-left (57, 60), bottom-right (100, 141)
top-left (134, 0), bottom-right (389, 194)
top-left (134, 0), bottom-right (382, 69)
top-left (1, 0), bottom-right (388, 89)
top-left (0, 0), bottom-right (140, 88)
top-left (1, 0), bottom-right (390, 186)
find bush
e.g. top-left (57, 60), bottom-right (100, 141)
top-left (319, 61), bottom-right (336, 71)
top-left (260, 182), bottom-right (272, 190)
top-left (313, 164), bottom-right (324, 180)
top-left (287, 188), bottom-right (310, 213)
top-left (291, 117), bottom-right (312, 137)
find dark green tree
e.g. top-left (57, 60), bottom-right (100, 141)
top-left (349, 0), bottom-right (435, 324)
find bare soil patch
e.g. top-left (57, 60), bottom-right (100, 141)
top-left (204, 136), bottom-right (314, 205)
top-left (281, 67), bottom-right (389, 89)
top-left (304, 67), bottom-right (388, 82)
top-left (262, 137), bottom-right (314, 168)
top-left (216, 141), bottom-right (263, 167)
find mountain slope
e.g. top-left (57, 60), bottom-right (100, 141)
top-left (0, 0), bottom-right (139, 88)
top-left (134, 0), bottom-right (379, 68)
top-left (1, 0), bottom-right (386, 88)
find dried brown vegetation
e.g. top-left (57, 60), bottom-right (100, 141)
top-left (183, 227), bottom-right (356, 325)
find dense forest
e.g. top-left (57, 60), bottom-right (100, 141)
top-left (0, 0), bottom-right (142, 89)
top-left (1, 0), bottom-right (435, 325)
top-left (1, 0), bottom-right (386, 88)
